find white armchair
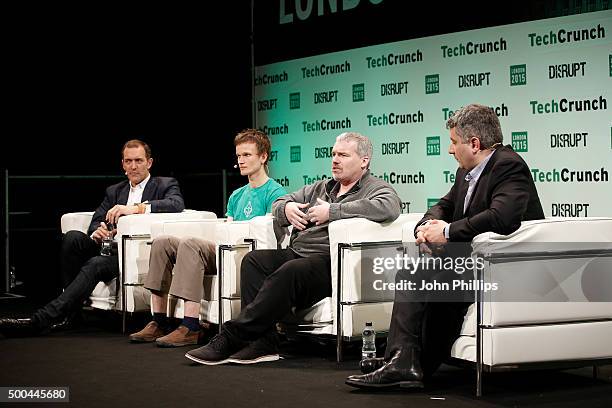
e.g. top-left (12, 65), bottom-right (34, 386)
top-left (400, 216), bottom-right (612, 396)
top-left (148, 215), bottom-right (281, 325)
top-left (60, 210), bottom-right (216, 330)
top-left (285, 213), bottom-right (424, 362)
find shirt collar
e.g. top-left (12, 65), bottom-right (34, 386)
top-left (466, 150), bottom-right (495, 182)
top-left (130, 174), bottom-right (151, 191)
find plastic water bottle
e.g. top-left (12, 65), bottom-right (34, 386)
top-left (361, 322), bottom-right (376, 359)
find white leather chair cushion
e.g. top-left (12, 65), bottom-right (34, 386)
top-left (60, 212), bottom-right (95, 234)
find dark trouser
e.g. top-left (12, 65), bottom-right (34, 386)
top-left (222, 249), bottom-right (331, 344)
top-left (385, 265), bottom-right (470, 376)
top-left (32, 230), bottom-right (119, 327)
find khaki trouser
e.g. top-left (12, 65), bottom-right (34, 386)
top-left (144, 235), bottom-right (216, 302)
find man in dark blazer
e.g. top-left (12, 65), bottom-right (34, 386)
top-left (0, 139), bottom-right (185, 336)
top-left (346, 104), bottom-right (544, 390)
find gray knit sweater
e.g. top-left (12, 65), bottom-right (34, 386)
top-left (272, 170), bottom-right (401, 256)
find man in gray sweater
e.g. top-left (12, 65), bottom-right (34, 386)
top-left (185, 131), bottom-right (402, 365)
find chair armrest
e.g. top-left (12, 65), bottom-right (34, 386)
top-left (60, 212), bottom-right (94, 234)
top-left (117, 211), bottom-right (217, 237)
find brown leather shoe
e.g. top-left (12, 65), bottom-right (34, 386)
top-left (129, 321), bottom-right (166, 343)
top-left (155, 325), bottom-right (201, 348)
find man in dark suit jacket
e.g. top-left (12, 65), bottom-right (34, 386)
top-left (0, 139), bottom-right (185, 336)
top-left (346, 104), bottom-right (544, 390)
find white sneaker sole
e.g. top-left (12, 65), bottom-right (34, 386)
top-left (184, 352), bottom-right (230, 365)
top-left (228, 354), bottom-right (280, 365)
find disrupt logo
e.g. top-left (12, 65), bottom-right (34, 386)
top-left (427, 198), bottom-right (439, 209)
top-left (314, 90), bottom-right (338, 104)
top-left (530, 96), bottom-right (607, 114)
top-left (549, 61), bottom-right (586, 79)
top-left (269, 151), bottom-right (278, 162)
top-left (290, 92), bottom-right (301, 109)
top-left (290, 146), bottom-right (301, 163)
top-left (367, 111), bottom-right (424, 126)
top-left (314, 146), bottom-right (333, 159)
top-left (511, 132), bottom-right (528, 152)
top-left (426, 136), bottom-right (440, 156)
top-left (259, 124), bottom-right (289, 136)
top-left (279, 0), bottom-right (384, 24)
top-left (510, 64), bottom-right (527, 86)
top-left (551, 132), bottom-right (587, 148)
top-left (552, 203), bottom-right (590, 217)
top-left (275, 176), bottom-right (290, 187)
top-left (380, 81), bottom-right (409, 96)
top-left (381, 141), bottom-right (410, 155)
top-left (366, 50), bottom-right (423, 68)
top-left (257, 98), bottom-right (277, 111)
top-left (425, 74), bottom-right (439, 94)
top-left (531, 167), bottom-right (609, 183)
top-left (302, 61), bottom-right (350, 78)
top-left (353, 83), bottom-right (365, 102)
top-left (441, 37), bottom-right (507, 58)
top-left (609, 54), bottom-right (612, 77)
top-left (458, 71), bottom-right (491, 88)
top-left (254, 71), bottom-right (288, 86)
top-left (444, 104), bottom-right (508, 120)
top-left (400, 201), bottom-right (411, 213)
top-left (528, 23), bottom-right (605, 47)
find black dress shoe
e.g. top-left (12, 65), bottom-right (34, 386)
top-left (0, 318), bottom-right (46, 337)
top-left (360, 357), bottom-right (386, 374)
top-left (346, 346), bottom-right (424, 390)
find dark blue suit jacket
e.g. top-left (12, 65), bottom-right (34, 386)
top-left (87, 176), bottom-right (185, 235)
top-left (417, 145), bottom-right (544, 242)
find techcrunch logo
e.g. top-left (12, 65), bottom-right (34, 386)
top-left (366, 50), bottom-right (423, 68)
top-left (314, 90), bottom-right (338, 104)
top-left (443, 170), bottom-right (457, 184)
top-left (256, 98), bottom-right (277, 111)
top-left (443, 104), bottom-right (508, 120)
top-left (381, 81), bottom-right (409, 96)
top-left (370, 171), bottom-right (425, 184)
top-left (530, 96), bottom-right (607, 114)
top-left (531, 168), bottom-right (609, 183)
top-left (367, 111), bottom-right (424, 126)
top-left (441, 37), bottom-right (507, 58)
top-left (259, 124), bottom-right (289, 136)
top-left (302, 117), bottom-right (351, 132)
top-left (274, 176), bottom-right (289, 187)
top-left (301, 61), bottom-right (350, 78)
top-left (458, 71), bottom-right (490, 88)
top-left (549, 61), bottom-right (586, 79)
top-left (551, 132), bottom-right (587, 148)
top-left (303, 174), bottom-right (330, 185)
top-left (552, 203), bottom-right (590, 217)
top-left (254, 71), bottom-right (288, 86)
top-left (529, 23), bottom-right (605, 47)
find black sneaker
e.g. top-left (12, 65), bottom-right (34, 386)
top-left (228, 335), bottom-right (280, 365)
top-left (185, 333), bottom-right (235, 365)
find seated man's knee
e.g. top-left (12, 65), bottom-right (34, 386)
top-left (62, 230), bottom-right (90, 251)
top-left (151, 235), bottom-right (175, 252)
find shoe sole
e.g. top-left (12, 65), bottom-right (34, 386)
top-left (345, 379), bottom-right (424, 390)
top-left (184, 352), bottom-right (230, 366)
top-left (129, 337), bottom-right (158, 343)
top-left (227, 354), bottom-right (280, 365)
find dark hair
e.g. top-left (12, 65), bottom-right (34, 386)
top-left (234, 129), bottom-right (272, 167)
top-left (122, 139), bottom-right (152, 159)
top-left (446, 104), bottom-right (503, 149)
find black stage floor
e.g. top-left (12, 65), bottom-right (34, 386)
top-left (1, 298), bottom-right (611, 408)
